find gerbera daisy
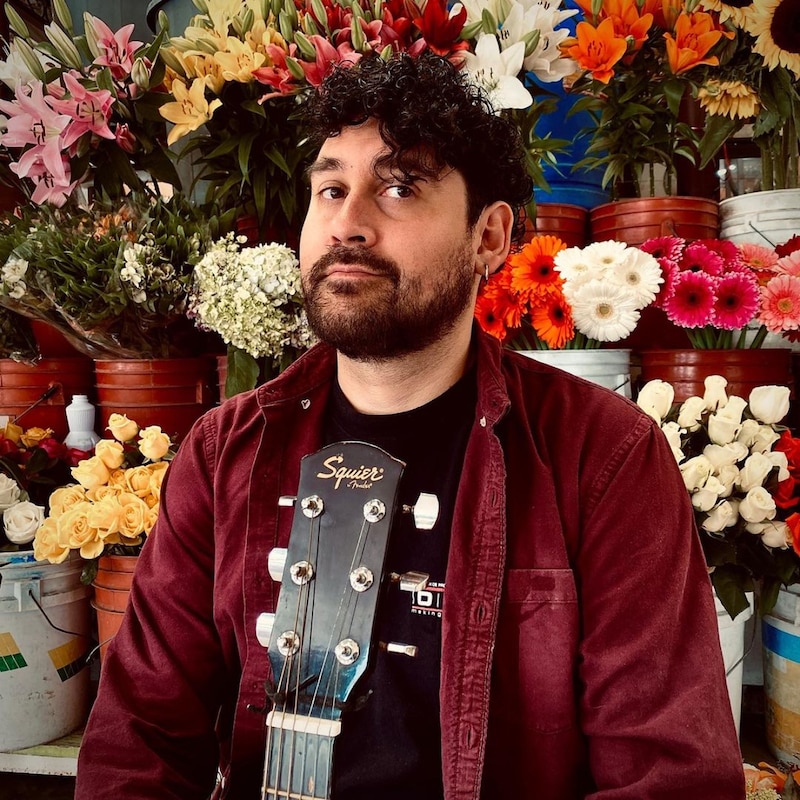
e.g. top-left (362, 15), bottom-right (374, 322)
top-left (474, 289), bottom-right (510, 341)
top-left (663, 270), bottom-right (716, 328)
top-left (653, 260), bottom-right (680, 308)
top-left (553, 246), bottom-right (594, 283)
top-left (776, 251), bottom-right (800, 276)
top-left (530, 294), bottom-right (575, 348)
top-left (508, 234), bottom-right (567, 303)
top-left (679, 241), bottom-right (725, 276)
top-left (479, 271), bottom-right (524, 328)
top-left (739, 242), bottom-right (780, 279)
top-left (695, 237), bottom-right (743, 266)
top-left (698, 79), bottom-right (761, 119)
top-left (640, 235), bottom-right (684, 262)
top-left (712, 271), bottom-right (760, 329)
top-left (699, 0), bottom-right (754, 27)
top-left (759, 273), bottom-right (800, 332)
top-left (746, 0), bottom-right (800, 79)
top-left (777, 235), bottom-right (800, 257)
top-left (607, 247), bottom-right (664, 306)
top-left (569, 279), bottom-right (640, 342)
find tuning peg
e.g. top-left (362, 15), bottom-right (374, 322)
top-left (402, 492), bottom-right (439, 530)
top-left (381, 641), bottom-right (418, 658)
top-left (389, 570), bottom-right (429, 593)
top-left (268, 547), bottom-right (287, 582)
top-left (255, 612), bottom-right (275, 648)
top-left (278, 495), bottom-right (296, 507)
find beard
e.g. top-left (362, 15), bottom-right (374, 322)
top-left (302, 242), bottom-right (476, 360)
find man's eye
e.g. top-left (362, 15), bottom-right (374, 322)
top-left (319, 186), bottom-right (344, 199)
top-left (385, 184), bottom-right (414, 199)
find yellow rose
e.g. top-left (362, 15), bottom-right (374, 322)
top-left (117, 492), bottom-right (148, 538)
top-left (33, 517), bottom-right (70, 564)
top-left (2, 421), bottom-right (22, 444)
top-left (125, 465), bottom-right (154, 498)
top-left (107, 468), bottom-right (128, 488)
top-left (86, 495), bottom-right (124, 537)
top-left (20, 427), bottom-right (54, 447)
top-left (71, 456), bottom-right (111, 492)
top-left (86, 483), bottom-right (123, 503)
top-left (143, 502), bottom-right (160, 534)
top-left (95, 439), bottom-right (125, 470)
top-left (106, 413), bottom-right (139, 442)
top-left (148, 461), bottom-right (169, 500)
top-left (138, 426), bottom-right (172, 461)
top-left (57, 502), bottom-right (103, 559)
top-left (48, 484), bottom-right (87, 518)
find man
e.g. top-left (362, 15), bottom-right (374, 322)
top-left (75, 53), bottom-right (745, 798)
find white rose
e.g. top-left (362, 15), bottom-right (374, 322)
top-left (703, 443), bottom-right (744, 470)
top-left (661, 421), bottom-right (685, 463)
top-left (752, 425), bottom-right (781, 454)
top-left (737, 452), bottom-right (775, 491)
top-left (737, 419), bottom-right (761, 448)
top-left (747, 520), bottom-right (790, 548)
top-left (766, 450), bottom-right (790, 482)
top-left (708, 412), bottom-right (741, 445)
top-left (3, 500), bottom-right (44, 544)
top-left (702, 500), bottom-right (738, 532)
top-left (677, 396), bottom-right (706, 431)
top-left (717, 395), bottom-right (747, 424)
top-left (692, 488), bottom-right (720, 512)
top-left (0, 473), bottom-right (22, 512)
top-left (716, 464), bottom-right (739, 497)
top-left (680, 455), bottom-right (713, 491)
top-left (749, 385), bottom-right (791, 424)
top-left (637, 380), bottom-right (675, 423)
top-left (703, 375), bottom-right (728, 410)
top-left (739, 486), bottom-right (777, 523)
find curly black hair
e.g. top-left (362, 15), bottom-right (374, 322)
top-left (303, 52), bottom-right (533, 244)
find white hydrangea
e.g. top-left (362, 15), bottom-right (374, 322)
top-left (1, 255), bottom-right (27, 299)
top-left (190, 234), bottom-right (315, 359)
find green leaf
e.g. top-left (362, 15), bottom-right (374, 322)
top-left (710, 565), bottom-right (752, 620)
top-left (226, 346), bottom-right (260, 396)
top-left (698, 115), bottom-right (739, 168)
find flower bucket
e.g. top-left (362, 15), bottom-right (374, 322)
top-left (719, 189), bottom-right (800, 248)
top-left (762, 586), bottom-right (800, 762)
top-left (0, 357), bottom-right (94, 439)
top-left (93, 357), bottom-right (216, 443)
top-left (590, 197), bottom-right (719, 246)
top-left (715, 590), bottom-right (754, 738)
top-left (92, 555), bottom-right (137, 663)
top-left (525, 203), bottom-right (588, 248)
top-left (518, 349), bottom-right (631, 397)
top-left (0, 551), bottom-right (91, 750)
top-left (637, 348), bottom-right (794, 403)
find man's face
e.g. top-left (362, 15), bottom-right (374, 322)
top-left (299, 120), bottom-right (480, 360)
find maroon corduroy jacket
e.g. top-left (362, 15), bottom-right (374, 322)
top-left (75, 332), bottom-right (745, 799)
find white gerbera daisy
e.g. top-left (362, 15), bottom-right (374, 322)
top-left (582, 240), bottom-right (630, 268)
top-left (746, 0), bottom-right (800, 79)
top-left (607, 248), bottom-right (664, 307)
top-left (570, 279), bottom-right (641, 342)
top-left (553, 246), bottom-right (593, 282)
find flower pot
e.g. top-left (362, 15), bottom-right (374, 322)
top-left (637, 348), bottom-right (794, 403)
top-left (517, 349), bottom-right (631, 397)
top-left (29, 319), bottom-right (83, 358)
top-left (525, 203), bottom-right (588, 248)
top-left (715, 589), bottom-right (754, 739)
top-left (719, 189), bottom-right (800, 248)
top-left (590, 196), bottom-right (720, 246)
top-left (0, 357), bottom-right (94, 438)
top-left (92, 555), bottom-right (138, 663)
top-left (93, 357), bottom-right (217, 443)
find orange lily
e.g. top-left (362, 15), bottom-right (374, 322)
top-left (663, 11), bottom-right (724, 74)
top-left (562, 18), bottom-right (628, 84)
top-left (601, 0), bottom-right (654, 61)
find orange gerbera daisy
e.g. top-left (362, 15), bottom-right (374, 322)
top-left (530, 293), bottom-right (575, 349)
top-left (562, 18), bottom-right (628, 83)
top-left (508, 235), bottom-right (568, 304)
top-left (663, 11), bottom-right (725, 75)
top-left (474, 291), bottom-right (508, 341)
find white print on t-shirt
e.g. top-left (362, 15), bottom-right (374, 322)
top-left (411, 582), bottom-right (445, 618)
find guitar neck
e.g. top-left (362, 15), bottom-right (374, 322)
top-left (261, 711), bottom-right (340, 800)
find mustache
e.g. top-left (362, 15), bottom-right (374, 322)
top-left (306, 245), bottom-right (401, 285)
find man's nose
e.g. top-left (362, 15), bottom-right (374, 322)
top-left (328, 193), bottom-right (378, 247)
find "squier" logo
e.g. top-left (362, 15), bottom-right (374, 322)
top-left (316, 455), bottom-right (385, 490)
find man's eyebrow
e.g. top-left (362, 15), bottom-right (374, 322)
top-left (305, 157), bottom-right (343, 180)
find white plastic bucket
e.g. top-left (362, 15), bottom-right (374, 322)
top-left (518, 349), bottom-right (631, 397)
top-left (763, 585), bottom-right (800, 762)
top-left (719, 189), bottom-right (800, 248)
top-left (715, 591), bottom-right (754, 738)
top-left (0, 550), bottom-right (91, 750)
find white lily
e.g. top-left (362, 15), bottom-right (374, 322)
top-left (461, 35), bottom-right (532, 112)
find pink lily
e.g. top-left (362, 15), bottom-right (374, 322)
top-left (253, 43), bottom-right (301, 97)
top-left (114, 122), bottom-right (137, 154)
top-left (49, 72), bottom-right (115, 148)
top-left (85, 15), bottom-right (143, 81)
top-left (10, 150), bottom-right (77, 206)
top-left (299, 35), bottom-right (361, 88)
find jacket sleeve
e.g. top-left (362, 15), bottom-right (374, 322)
top-left (75, 413), bottom-right (228, 799)
top-left (577, 415), bottom-right (745, 798)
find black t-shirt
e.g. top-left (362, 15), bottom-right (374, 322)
top-left (325, 367), bottom-right (477, 799)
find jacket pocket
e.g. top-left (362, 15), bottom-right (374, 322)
top-left (493, 567), bottom-right (579, 734)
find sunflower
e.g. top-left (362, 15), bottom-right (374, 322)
top-left (699, 0), bottom-right (754, 27)
top-left (698, 79), bottom-right (761, 119)
top-left (746, 0), bottom-right (800, 79)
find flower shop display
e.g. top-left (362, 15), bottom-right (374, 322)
top-left (743, 761), bottom-right (800, 799)
top-left (189, 232), bottom-right (315, 396)
top-left (0, 0), bottom-right (180, 206)
top-left (156, 0), bottom-right (579, 239)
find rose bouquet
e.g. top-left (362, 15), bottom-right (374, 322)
top-left (0, 422), bottom-right (83, 550)
top-left (157, 0), bottom-right (579, 239)
top-left (0, 0), bottom-right (179, 205)
top-left (641, 234), bottom-right (800, 348)
top-left (189, 233), bottom-right (315, 395)
top-left (475, 234), bottom-right (663, 348)
top-left (637, 374), bottom-right (800, 619)
top-left (33, 412), bottom-right (174, 584)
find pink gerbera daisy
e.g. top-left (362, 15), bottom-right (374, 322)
top-left (663, 270), bottom-right (716, 328)
top-left (759, 274), bottom-right (800, 333)
top-left (695, 238), bottom-right (741, 267)
top-left (712, 271), bottom-right (760, 330)
top-left (640, 236), bottom-right (684, 262)
top-left (740, 242), bottom-right (779, 277)
top-left (653, 260), bottom-right (679, 308)
top-left (776, 252), bottom-right (800, 277)
top-left (679, 242), bottom-right (725, 276)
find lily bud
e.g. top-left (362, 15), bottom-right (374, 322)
top-left (131, 59), bottom-right (151, 91)
top-left (115, 123), bottom-right (137, 154)
top-left (285, 55), bottom-right (306, 81)
top-left (311, 0), bottom-right (329, 31)
top-left (480, 9), bottom-right (497, 35)
top-left (13, 38), bottom-right (46, 82)
top-left (83, 12), bottom-right (100, 57)
top-left (45, 23), bottom-right (83, 69)
top-left (241, 7), bottom-right (255, 33)
top-left (294, 31), bottom-right (317, 60)
top-left (158, 47), bottom-right (184, 73)
top-left (379, 44), bottom-right (393, 61)
top-left (53, 0), bottom-right (74, 33)
top-left (193, 0), bottom-right (209, 14)
top-left (350, 16), bottom-right (366, 51)
top-left (301, 14), bottom-right (319, 36)
top-left (522, 29), bottom-right (540, 58)
top-left (461, 20), bottom-right (483, 40)
top-left (4, 3), bottom-right (30, 38)
top-left (279, 11), bottom-right (295, 42)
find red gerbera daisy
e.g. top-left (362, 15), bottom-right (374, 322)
top-left (663, 270), bottom-right (716, 328)
top-left (679, 242), bottom-right (725, 276)
top-left (640, 236), bottom-right (684, 262)
top-left (712, 271), bottom-right (760, 330)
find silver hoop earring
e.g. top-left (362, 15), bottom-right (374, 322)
top-left (484, 263), bottom-right (490, 282)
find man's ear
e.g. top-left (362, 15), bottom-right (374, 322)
top-left (474, 201), bottom-right (515, 279)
